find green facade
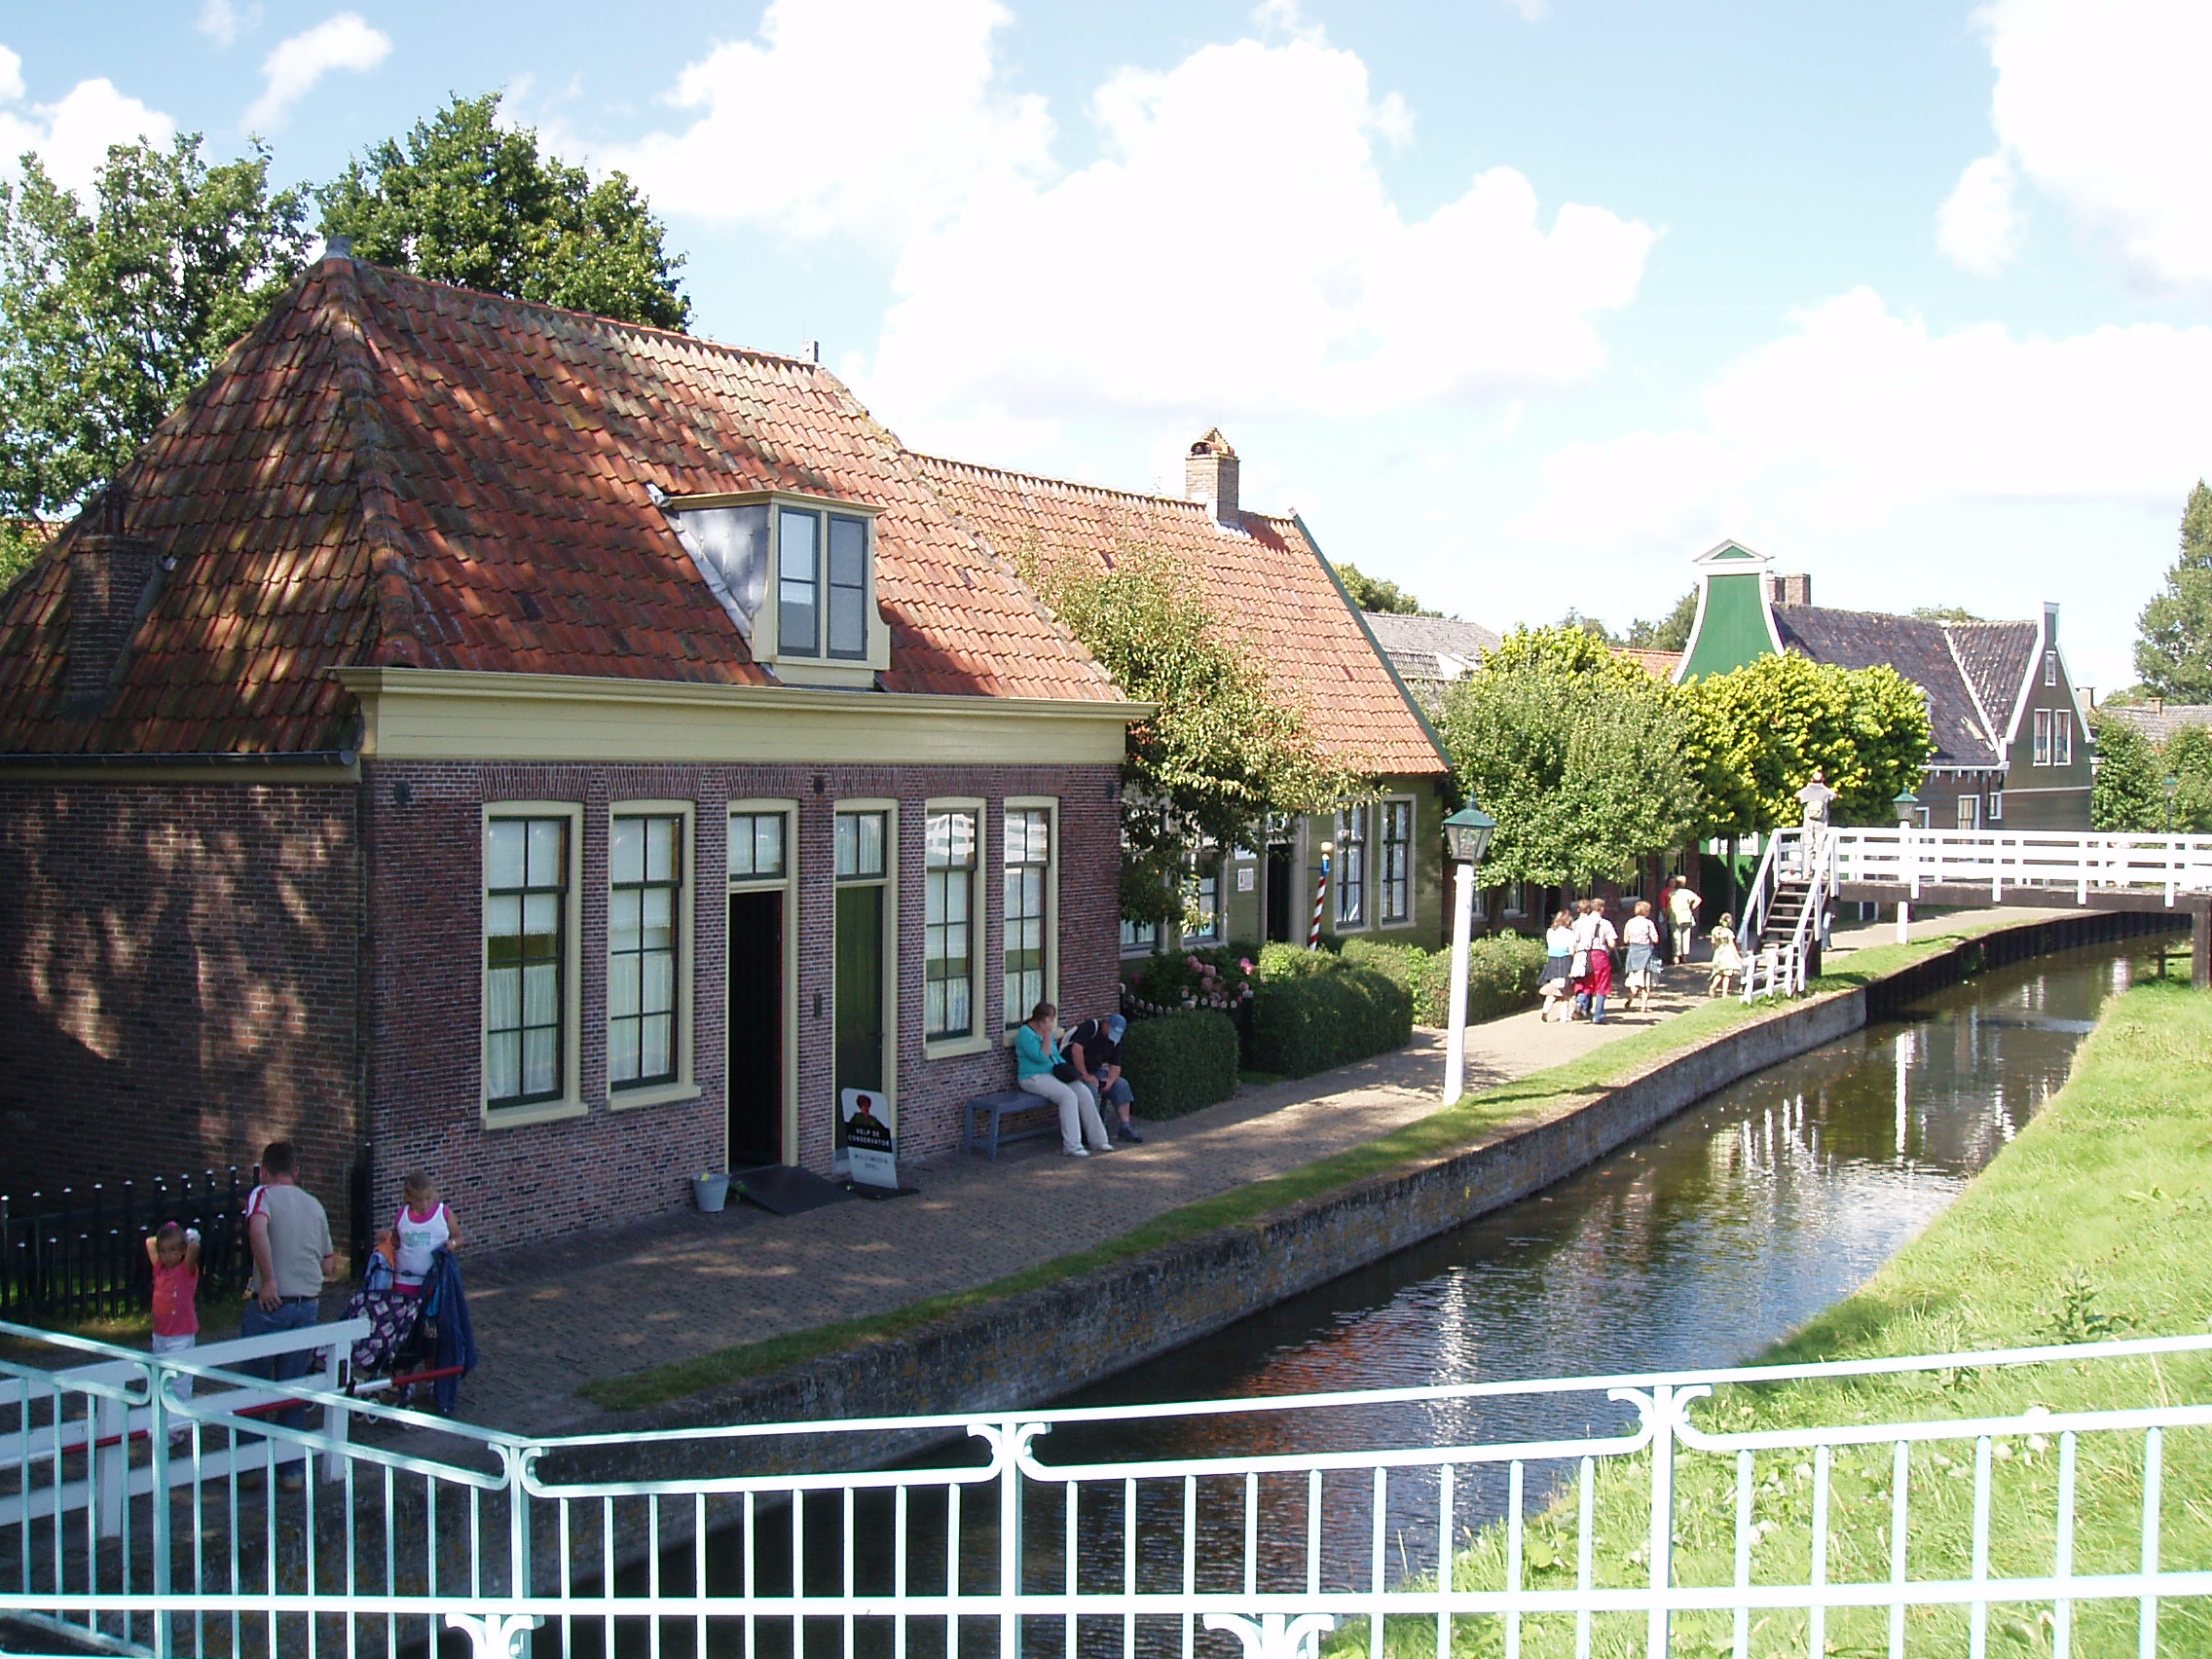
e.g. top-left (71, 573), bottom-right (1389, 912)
top-left (1677, 546), bottom-right (1778, 680)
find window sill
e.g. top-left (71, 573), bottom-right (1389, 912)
top-left (1378, 916), bottom-right (1418, 930)
top-left (608, 1081), bottom-right (702, 1111)
top-left (925, 1034), bottom-right (993, 1061)
top-left (481, 1098), bottom-right (588, 1130)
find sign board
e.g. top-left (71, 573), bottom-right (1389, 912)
top-left (839, 1089), bottom-right (898, 1189)
top-left (1236, 866), bottom-right (1256, 892)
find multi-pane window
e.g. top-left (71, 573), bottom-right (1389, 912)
top-left (835, 810), bottom-right (888, 879)
top-left (1956, 794), bottom-right (1979, 830)
top-left (2053, 713), bottom-right (2073, 766)
top-left (778, 507), bottom-right (821, 656)
top-left (1185, 864), bottom-right (1220, 941)
top-left (485, 817), bottom-right (568, 1107)
top-left (2045, 650), bottom-right (2058, 686)
top-left (925, 810), bottom-right (977, 1040)
top-left (728, 811), bottom-right (786, 880)
top-left (1005, 808), bottom-right (1051, 1025)
top-left (609, 815), bottom-right (682, 1088)
top-left (1989, 790), bottom-right (2005, 822)
top-left (1335, 804), bottom-right (1368, 927)
top-left (828, 515), bottom-right (870, 658)
top-left (1120, 918), bottom-right (1160, 953)
top-left (2034, 709), bottom-right (2052, 765)
top-left (1379, 800), bottom-right (1413, 923)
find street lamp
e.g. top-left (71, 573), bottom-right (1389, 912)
top-left (1440, 803), bottom-right (1497, 1104)
top-left (1892, 791), bottom-right (1919, 828)
top-left (1891, 792), bottom-right (1919, 943)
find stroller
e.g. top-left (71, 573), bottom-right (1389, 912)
top-left (342, 1244), bottom-right (474, 1412)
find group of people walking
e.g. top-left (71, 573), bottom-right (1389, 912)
top-left (1539, 875), bottom-right (1748, 1021)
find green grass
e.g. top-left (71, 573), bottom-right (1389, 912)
top-left (1360, 977), bottom-right (2212, 1659)
top-left (575, 917), bottom-right (2047, 1416)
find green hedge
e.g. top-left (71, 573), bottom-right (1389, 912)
top-left (1247, 965), bottom-right (1413, 1079)
top-left (1120, 1009), bottom-right (1241, 1120)
top-left (1255, 940), bottom-right (1339, 981)
top-left (1342, 932), bottom-right (1549, 1026)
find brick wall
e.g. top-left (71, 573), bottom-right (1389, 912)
top-left (0, 779), bottom-right (364, 1213)
top-left (365, 760), bottom-right (1122, 1251)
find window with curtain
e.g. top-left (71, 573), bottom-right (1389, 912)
top-left (1185, 863), bottom-right (1220, 940)
top-left (609, 815), bottom-right (682, 1088)
top-left (925, 809), bottom-right (977, 1040)
top-left (1379, 800), bottom-right (1412, 922)
top-left (485, 816), bottom-right (568, 1106)
top-left (1005, 808), bottom-right (1051, 1024)
top-left (1335, 804), bottom-right (1368, 926)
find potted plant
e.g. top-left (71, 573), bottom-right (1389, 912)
top-left (691, 1170), bottom-right (731, 1212)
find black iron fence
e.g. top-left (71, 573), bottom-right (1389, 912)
top-left (0, 1168), bottom-right (252, 1323)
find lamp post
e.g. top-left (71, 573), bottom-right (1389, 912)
top-left (1440, 803), bottom-right (1497, 1104)
top-left (1892, 791), bottom-right (1919, 943)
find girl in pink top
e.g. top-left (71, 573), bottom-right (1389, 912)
top-left (388, 1171), bottom-right (465, 1296)
top-left (144, 1222), bottom-right (201, 1406)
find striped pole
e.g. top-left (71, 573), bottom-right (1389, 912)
top-left (1309, 842), bottom-right (1333, 949)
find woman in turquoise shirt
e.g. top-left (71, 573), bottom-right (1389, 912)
top-left (1014, 1001), bottom-right (1110, 1157)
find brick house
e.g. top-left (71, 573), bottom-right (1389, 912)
top-left (0, 253), bottom-right (1141, 1249)
top-left (914, 430), bottom-right (1456, 959)
top-left (1675, 541), bottom-right (2091, 829)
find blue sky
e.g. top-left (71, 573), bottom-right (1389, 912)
top-left (8, 0), bottom-right (2211, 690)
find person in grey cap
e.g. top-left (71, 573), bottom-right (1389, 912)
top-left (1065, 1012), bottom-right (1142, 1143)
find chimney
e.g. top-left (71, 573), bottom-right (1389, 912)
top-left (63, 490), bottom-right (159, 709)
top-left (1184, 428), bottom-right (1239, 523)
top-left (1769, 572), bottom-right (1812, 607)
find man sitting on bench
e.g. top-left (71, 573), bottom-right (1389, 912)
top-left (1066, 1013), bottom-right (1142, 1143)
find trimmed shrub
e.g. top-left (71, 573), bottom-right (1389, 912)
top-left (1256, 940), bottom-right (1340, 981)
top-left (1124, 945), bottom-right (1256, 1011)
top-left (1346, 932), bottom-right (1549, 1026)
top-left (1247, 965), bottom-right (1413, 1079)
top-left (1121, 1009), bottom-right (1241, 1120)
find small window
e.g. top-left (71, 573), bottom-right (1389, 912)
top-left (828, 515), bottom-right (870, 659)
top-left (1120, 917), bottom-right (1160, 953)
top-left (2045, 650), bottom-right (2058, 687)
top-left (1956, 794), bottom-right (1979, 830)
top-left (924, 810), bottom-right (977, 1040)
top-left (2034, 708), bottom-right (2052, 765)
top-left (1185, 862), bottom-right (1221, 941)
top-left (1005, 807), bottom-right (1052, 1023)
top-left (1379, 800), bottom-right (1413, 923)
top-left (835, 811), bottom-right (887, 880)
top-left (2053, 713), bottom-right (2073, 766)
top-left (609, 815), bottom-right (682, 1088)
top-left (778, 507), bottom-right (821, 656)
top-left (729, 811), bottom-right (786, 880)
top-left (1988, 790), bottom-right (2004, 822)
top-left (1335, 804), bottom-right (1368, 927)
top-left (485, 817), bottom-right (570, 1107)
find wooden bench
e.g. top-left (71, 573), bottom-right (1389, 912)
top-left (964, 1088), bottom-right (1054, 1159)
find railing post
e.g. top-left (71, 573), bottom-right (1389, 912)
top-left (148, 1356), bottom-right (172, 1658)
top-left (1646, 1382), bottom-right (1677, 1659)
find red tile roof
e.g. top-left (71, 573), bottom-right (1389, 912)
top-left (912, 456), bottom-right (1447, 778)
top-left (0, 258), bottom-right (1120, 755)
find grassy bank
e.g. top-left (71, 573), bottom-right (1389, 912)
top-left (1372, 977), bottom-right (2212, 1659)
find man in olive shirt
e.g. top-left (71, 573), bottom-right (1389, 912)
top-left (241, 1140), bottom-right (336, 1478)
top-left (1066, 1014), bottom-right (1143, 1143)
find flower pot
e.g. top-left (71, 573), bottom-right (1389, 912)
top-left (691, 1173), bottom-right (731, 1213)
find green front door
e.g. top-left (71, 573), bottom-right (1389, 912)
top-left (834, 883), bottom-right (885, 1154)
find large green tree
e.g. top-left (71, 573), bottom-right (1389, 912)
top-left (2133, 481), bottom-right (2212, 702)
top-left (1332, 561), bottom-right (1432, 615)
top-left (1625, 589), bottom-right (1697, 652)
top-left (1681, 652), bottom-right (1932, 833)
top-left (1020, 545), bottom-right (1354, 925)
top-left (0, 132), bottom-right (312, 548)
top-left (1438, 625), bottom-right (1704, 885)
top-left (2086, 708), bottom-right (2167, 831)
top-left (320, 93), bottom-right (689, 330)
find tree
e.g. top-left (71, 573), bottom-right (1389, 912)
top-left (1018, 545), bottom-right (1354, 925)
top-left (1332, 561), bottom-right (1433, 615)
top-left (2086, 708), bottom-right (2166, 831)
top-left (1911, 605), bottom-right (1982, 621)
top-left (1438, 626), bottom-right (1704, 886)
top-left (2133, 481), bottom-right (2212, 702)
top-left (320, 93), bottom-right (690, 331)
top-left (1681, 653), bottom-right (1931, 834)
top-left (1555, 607), bottom-right (1621, 645)
top-left (0, 134), bottom-right (313, 523)
top-left (1625, 589), bottom-right (1697, 652)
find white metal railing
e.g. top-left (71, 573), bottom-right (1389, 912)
top-left (1831, 826), bottom-right (2212, 905)
top-left (1735, 833), bottom-right (1785, 963)
top-left (0, 1321), bottom-right (2208, 1658)
top-left (1737, 829), bottom-right (1835, 1003)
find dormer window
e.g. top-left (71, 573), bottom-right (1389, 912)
top-left (661, 489), bottom-right (888, 685)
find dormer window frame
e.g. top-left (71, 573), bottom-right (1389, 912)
top-left (661, 488), bottom-right (890, 687)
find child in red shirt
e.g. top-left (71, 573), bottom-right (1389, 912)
top-left (144, 1222), bottom-right (201, 1407)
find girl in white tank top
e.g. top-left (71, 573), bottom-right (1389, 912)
top-left (391, 1172), bottom-right (465, 1293)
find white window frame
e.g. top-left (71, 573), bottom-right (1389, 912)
top-left (1185, 858), bottom-right (1222, 943)
top-left (726, 798), bottom-right (799, 1168)
top-left (1003, 797), bottom-right (1058, 1034)
top-left (923, 799), bottom-right (986, 1056)
top-left (1988, 789), bottom-right (2004, 823)
top-left (608, 800), bottom-right (697, 1110)
top-left (2034, 708), bottom-right (2052, 766)
top-left (1120, 915), bottom-right (1161, 956)
top-left (1956, 793), bottom-right (1979, 830)
top-left (482, 801), bottom-right (585, 1127)
top-left (2045, 650), bottom-right (2058, 686)
top-left (832, 798), bottom-right (901, 1138)
top-left (1334, 802), bottom-right (1370, 932)
top-left (2052, 712), bottom-right (2073, 766)
top-left (1377, 795), bottom-right (1416, 928)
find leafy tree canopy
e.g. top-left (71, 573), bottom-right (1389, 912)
top-left (1624, 589), bottom-right (1697, 652)
top-left (320, 92), bottom-right (689, 331)
top-left (1554, 606), bottom-right (1621, 645)
top-left (2162, 725), bottom-right (2212, 833)
top-left (1333, 561), bottom-right (1434, 615)
top-left (2133, 480), bottom-right (2212, 702)
top-left (1019, 544), bottom-right (1354, 924)
top-left (1440, 628), bottom-right (1704, 886)
top-left (1911, 605), bottom-right (1982, 621)
top-left (0, 133), bottom-right (312, 527)
top-left (1681, 652), bottom-right (1931, 834)
top-left (2086, 707), bottom-right (2168, 831)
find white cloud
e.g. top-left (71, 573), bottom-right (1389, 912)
top-left (244, 13), bottom-right (391, 131)
top-left (197, 0), bottom-right (263, 48)
top-left (0, 51), bottom-right (176, 197)
top-left (599, 0), bottom-right (1052, 249)
top-left (866, 34), bottom-right (1652, 425)
top-left (1946, 0), bottom-right (2212, 288)
top-left (1936, 152), bottom-right (2021, 275)
top-left (1511, 288), bottom-right (2212, 552)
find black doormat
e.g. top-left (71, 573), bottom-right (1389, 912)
top-left (846, 1181), bottom-right (922, 1200)
top-left (729, 1164), bottom-right (855, 1217)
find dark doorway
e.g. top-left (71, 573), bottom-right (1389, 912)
top-left (833, 883), bottom-right (886, 1157)
top-left (1266, 846), bottom-right (1295, 944)
top-left (726, 890), bottom-right (785, 1168)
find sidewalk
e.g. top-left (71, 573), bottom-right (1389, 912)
top-left (436, 965), bottom-right (1725, 1437)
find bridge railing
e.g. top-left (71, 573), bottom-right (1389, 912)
top-left (1831, 827), bottom-right (2212, 904)
top-left (0, 1319), bottom-right (2206, 1658)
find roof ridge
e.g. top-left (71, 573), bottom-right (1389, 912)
top-left (1939, 624), bottom-right (2002, 751)
top-left (910, 450), bottom-right (1228, 517)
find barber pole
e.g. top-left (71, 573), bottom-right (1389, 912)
top-left (1309, 841), bottom-right (1333, 949)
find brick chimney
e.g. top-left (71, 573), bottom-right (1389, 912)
top-left (1769, 572), bottom-right (1812, 607)
top-left (1184, 428), bottom-right (1239, 523)
top-left (63, 490), bottom-right (159, 710)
